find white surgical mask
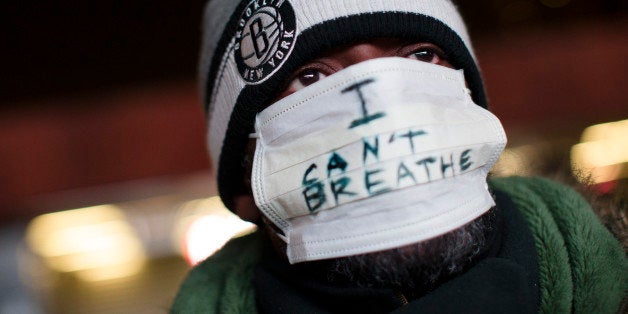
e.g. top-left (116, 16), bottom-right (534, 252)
top-left (251, 57), bottom-right (507, 264)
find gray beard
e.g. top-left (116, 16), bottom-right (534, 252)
top-left (263, 207), bottom-right (499, 298)
top-left (318, 207), bottom-right (499, 297)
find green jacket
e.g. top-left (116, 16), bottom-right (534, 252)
top-left (171, 177), bottom-right (626, 313)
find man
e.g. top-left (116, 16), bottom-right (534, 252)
top-left (172, 1), bottom-right (626, 313)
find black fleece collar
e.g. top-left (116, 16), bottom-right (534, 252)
top-left (254, 191), bottom-right (539, 313)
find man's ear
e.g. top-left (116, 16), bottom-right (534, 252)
top-left (234, 194), bottom-right (261, 222)
top-left (234, 137), bottom-right (261, 223)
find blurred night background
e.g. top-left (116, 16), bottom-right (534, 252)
top-left (1, 0), bottom-right (626, 313)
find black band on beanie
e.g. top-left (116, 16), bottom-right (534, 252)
top-left (215, 12), bottom-right (486, 211)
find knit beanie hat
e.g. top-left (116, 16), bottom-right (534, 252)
top-left (200, 0), bottom-right (486, 211)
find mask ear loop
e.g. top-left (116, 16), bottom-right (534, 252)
top-left (249, 132), bottom-right (259, 139)
top-left (276, 232), bottom-right (288, 243)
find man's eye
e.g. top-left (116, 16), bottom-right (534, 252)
top-left (407, 49), bottom-right (444, 64)
top-left (286, 68), bottom-right (328, 92)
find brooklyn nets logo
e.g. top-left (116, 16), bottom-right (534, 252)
top-left (234, 0), bottom-right (296, 84)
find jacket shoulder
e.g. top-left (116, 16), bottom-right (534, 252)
top-left (490, 176), bottom-right (626, 314)
top-left (170, 231), bottom-right (263, 313)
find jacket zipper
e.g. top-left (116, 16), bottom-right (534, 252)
top-left (395, 291), bottom-right (409, 306)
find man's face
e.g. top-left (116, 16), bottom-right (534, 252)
top-left (236, 37), bottom-right (456, 221)
top-left (235, 37), bottom-right (498, 294)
